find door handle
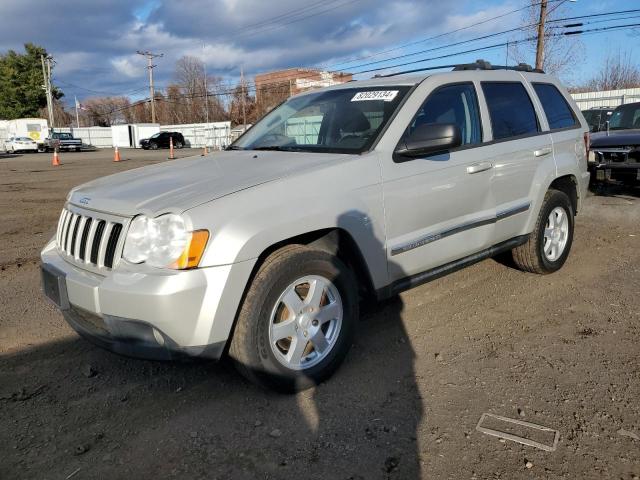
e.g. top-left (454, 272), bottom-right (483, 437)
top-left (534, 148), bottom-right (552, 157)
top-left (466, 161), bottom-right (493, 174)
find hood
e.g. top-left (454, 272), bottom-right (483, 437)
top-left (590, 129), bottom-right (640, 148)
top-left (68, 150), bottom-right (350, 217)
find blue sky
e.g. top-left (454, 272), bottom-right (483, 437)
top-left (0, 0), bottom-right (638, 105)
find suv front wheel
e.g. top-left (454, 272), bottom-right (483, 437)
top-left (229, 245), bottom-right (358, 392)
top-left (512, 189), bottom-right (574, 274)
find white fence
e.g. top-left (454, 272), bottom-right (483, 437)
top-left (32, 122), bottom-right (233, 149)
top-left (571, 87), bottom-right (640, 110)
top-left (160, 122), bottom-right (231, 149)
top-left (55, 127), bottom-right (114, 148)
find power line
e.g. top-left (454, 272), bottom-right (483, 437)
top-left (96, 16), bottom-right (640, 118)
top-left (321, 0), bottom-right (566, 71)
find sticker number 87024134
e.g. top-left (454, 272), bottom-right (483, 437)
top-left (351, 90), bottom-right (399, 102)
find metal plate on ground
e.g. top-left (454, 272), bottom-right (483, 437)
top-left (476, 413), bottom-right (560, 452)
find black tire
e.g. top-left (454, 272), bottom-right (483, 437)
top-left (149, 142), bottom-right (158, 150)
top-left (512, 189), bottom-right (574, 274)
top-left (175, 141), bottom-right (183, 149)
top-left (75, 147), bottom-right (81, 152)
top-left (229, 244), bottom-right (358, 393)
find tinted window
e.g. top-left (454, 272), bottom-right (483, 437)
top-left (609, 104), bottom-right (640, 130)
top-left (408, 83), bottom-right (482, 145)
top-left (533, 83), bottom-right (577, 129)
top-left (482, 82), bottom-right (539, 140)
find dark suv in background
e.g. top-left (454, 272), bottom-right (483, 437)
top-left (589, 102), bottom-right (640, 186)
top-left (140, 131), bottom-right (185, 150)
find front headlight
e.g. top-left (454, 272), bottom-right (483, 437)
top-left (123, 214), bottom-right (209, 269)
top-left (588, 150), bottom-right (596, 163)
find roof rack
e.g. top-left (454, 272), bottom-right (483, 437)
top-left (453, 59), bottom-right (544, 73)
top-left (378, 59), bottom-right (545, 78)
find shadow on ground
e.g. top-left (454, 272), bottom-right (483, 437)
top-left (0, 295), bottom-right (421, 480)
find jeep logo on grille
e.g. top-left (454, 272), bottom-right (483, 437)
top-left (79, 197), bottom-right (91, 205)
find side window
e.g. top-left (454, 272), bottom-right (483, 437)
top-left (481, 82), bottom-right (539, 140)
top-left (533, 83), bottom-right (578, 130)
top-left (407, 83), bottom-right (482, 145)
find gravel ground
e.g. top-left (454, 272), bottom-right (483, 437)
top-left (0, 150), bottom-right (639, 480)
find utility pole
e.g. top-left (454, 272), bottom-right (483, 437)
top-left (41, 55), bottom-right (55, 129)
top-left (74, 96), bottom-right (80, 128)
top-left (240, 66), bottom-right (247, 131)
top-left (203, 44), bottom-right (209, 125)
top-left (136, 50), bottom-right (163, 123)
top-left (535, 0), bottom-right (548, 70)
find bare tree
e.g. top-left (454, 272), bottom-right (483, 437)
top-left (38, 98), bottom-right (72, 127)
top-left (509, 0), bottom-right (584, 78)
top-left (229, 83), bottom-right (257, 127)
top-left (173, 55), bottom-right (227, 123)
top-left (82, 97), bottom-right (132, 126)
top-left (580, 51), bottom-right (640, 92)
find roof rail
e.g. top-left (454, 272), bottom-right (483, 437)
top-left (453, 59), bottom-right (493, 71)
top-left (375, 59), bottom-right (545, 78)
top-left (453, 59), bottom-right (544, 73)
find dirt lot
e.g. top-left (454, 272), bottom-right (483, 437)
top-left (1, 150), bottom-right (639, 480)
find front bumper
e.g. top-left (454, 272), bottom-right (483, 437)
top-left (588, 162), bottom-right (640, 183)
top-left (41, 240), bottom-right (255, 361)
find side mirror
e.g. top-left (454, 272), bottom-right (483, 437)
top-left (395, 123), bottom-right (462, 158)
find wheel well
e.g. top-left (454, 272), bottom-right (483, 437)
top-left (550, 175), bottom-right (578, 214)
top-left (254, 228), bottom-right (376, 300)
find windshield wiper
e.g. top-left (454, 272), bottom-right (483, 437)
top-left (251, 145), bottom-right (300, 151)
top-left (226, 145), bottom-right (244, 150)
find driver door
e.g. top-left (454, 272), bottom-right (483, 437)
top-left (382, 82), bottom-right (496, 281)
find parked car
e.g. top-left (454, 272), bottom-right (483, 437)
top-left (588, 101), bottom-right (640, 185)
top-left (4, 136), bottom-right (38, 153)
top-left (581, 107), bottom-right (614, 132)
top-left (139, 131), bottom-right (185, 150)
top-left (41, 60), bottom-right (590, 392)
top-left (45, 131), bottom-right (83, 152)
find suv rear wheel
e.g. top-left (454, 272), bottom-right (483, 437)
top-left (229, 244), bottom-right (358, 392)
top-left (512, 189), bottom-right (574, 274)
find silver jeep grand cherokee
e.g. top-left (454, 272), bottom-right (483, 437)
top-left (41, 61), bottom-right (590, 392)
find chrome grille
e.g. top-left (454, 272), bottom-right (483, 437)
top-left (56, 208), bottom-right (125, 270)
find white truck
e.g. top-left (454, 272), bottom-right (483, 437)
top-left (5, 118), bottom-right (49, 152)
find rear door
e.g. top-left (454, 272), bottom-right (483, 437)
top-left (531, 81), bottom-right (584, 201)
top-left (381, 80), bottom-right (496, 281)
top-left (478, 78), bottom-right (554, 243)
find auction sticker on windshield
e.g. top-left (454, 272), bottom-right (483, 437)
top-left (351, 90), bottom-right (399, 102)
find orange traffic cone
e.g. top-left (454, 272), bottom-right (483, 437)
top-left (201, 145), bottom-right (208, 156)
top-left (113, 145), bottom-right (121, 162)
top-left (52, 147), bottom-right (61, 166)
top-left (168, 136), bottom-right (175, 160)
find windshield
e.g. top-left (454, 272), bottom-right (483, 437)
top-left (232, 86), bottom-right (411, 153)
top-left (609, 104), bottom-right (640, 130)
top-left (53, 133), bottom-right (71, 139)
top-left (150, 133), bottom-right (161, 139)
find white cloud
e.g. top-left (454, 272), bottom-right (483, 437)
top-left (111, 57), bottom-right (142, 78)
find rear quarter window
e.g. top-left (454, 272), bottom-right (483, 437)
top-left (532, 83), bottom-right (578, 130)
top-left (481, 82), bottom-right (539, 140)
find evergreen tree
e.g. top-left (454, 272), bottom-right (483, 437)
top-left (0, 43), bottom-right (64, 119)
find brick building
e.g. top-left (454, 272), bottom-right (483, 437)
top-left (254, 68), bottom-right (353, 113)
